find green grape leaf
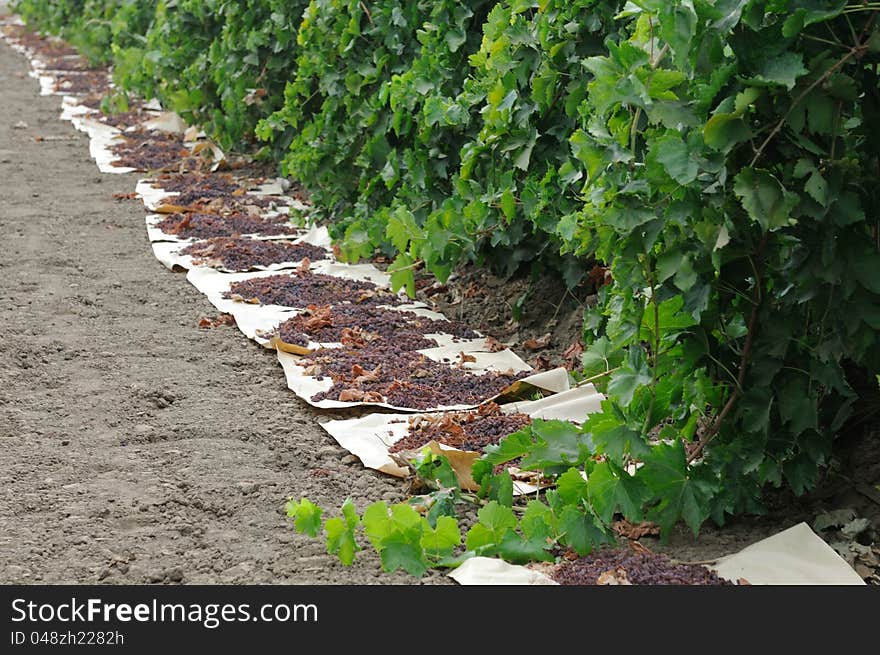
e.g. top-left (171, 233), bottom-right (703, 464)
top-left (587, 460), bottom-right (647, 524)
top-left (500, 188), bottom-right (517, 221)
top-left (325, 516), bottom-right (360, 565)
top-left (733, 168), bottom-right (799, 230)
top-left (520, 420), bottom-right (593, 471)
top-left (653, 134), bottom-right (698, 185)
top-left (496, 532), bottom-right (554, 563)
top-left (482, 469), bottom-right (514, 507)
top-left (556, 467), bottom-right (589, 505)
top-left (607, 348), bottom-right (652, 407)
top-left (465, 524), bottom-right (496, 551)
top-left (558, 506), bottom-right (606, 555)
top-left (747, 52), bottom-right (807, 90)
top-left (520, 500), bottom-right (556, 542)
top-left (380, 539), bottom-right (428, 577)
top-left (419, 515), bottom-right (461, 558)
top-left (388, 253), bottom-right (416, 298)
top-left (286, 498), bottom-right (323, 537)
top-left (481, 428), bottom-right (535, 466)
top-left (639, 441), bottom-right (717, 535)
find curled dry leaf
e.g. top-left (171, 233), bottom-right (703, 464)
top-left (154, 203), bottom-right (189, 214)
top-left (228, 293), bottom-right (260, 305)
top-left (626, 539), bottom-right (655, 556)
top-left (587, 264), bottom-right (612, 289)
top-left (484, 336), bottom-right (506, 353)
top-left (352, 363), bottom-right (381, 383)
top-left (197, 313), bottom-right (236, 329)
top-left (530, 355), bottom-right (552, 371)
top-left (302, 364), bottom-right (322, 376)
top-left (613, 519), bottom-right (661, 540)
top-left (338, 389), bottom-right (366, 402)
top-left (522, 332), bottom-right (552, 351)
top-left (562, 549), bottom-right (580, 562)
top-left (561, 340), bottom-right (585, 370)
top-left (297, 257), bottom-right (311, 275)
top-left (303, 305), bottom-right (333, 331)
top-left (463, 282), bottom-right (484, 298)
top-left (340, 327), bottom-right (367, 348)
top-left (458, 352), bottom-right (477, 365)
top-left (597, 568), bottom-right (633, 585)
top-left (112, 192), bottom-right (138, 200)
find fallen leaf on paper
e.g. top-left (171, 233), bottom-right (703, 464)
top-left (484, 336), bottom-right (506, 353)
top-left (597, 568), bottom-right (632, 585)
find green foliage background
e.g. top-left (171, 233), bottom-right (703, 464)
top-left (13, 0), bottom-right (880, 567)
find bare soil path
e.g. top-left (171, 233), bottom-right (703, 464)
top-left (0, 28), bottom-right (436, 585)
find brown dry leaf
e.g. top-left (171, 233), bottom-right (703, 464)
top-left (597, 568), bottom-right (632, 585)
top-left (297, 257), bottom-right (311, 275)
top-left (362, 391), bottom-right (384, 403)
top-left (561, 340), bottom-right (585, 370)
top-left (458, 352), bottom-right (477, 365)
top-left (352, 364), bottom-right (380, 384)
top-left (613, 519), bottom-right (660, 540)
top-left (587, 264), bottom-right (612, 289)
top-left (303, 305), bottom-right (332, 330)
top-left (340, 327), bottom-right (367, 348)
top-left (271, 335), bottom-right (312, 355)
top-left (243, 87), bottom-right (267, 105)
top-left (432, 415), bottom-right (464, 436)
top-left (338, 389), bottom-right (366, 402)
top-left (522, 332), bottom-right (552, 351)
top-left (302, 364), bottom-right (322, 376)
top-left (476, 402), bottom-right (501, 417)
top-left (484, 336), bottom-right (506, 353)
top-left (154, 203), bottom-right (189, 214)
top-left (228, 293), bottom-right (260, 305)
top-left (530, 355), bottom-right (552, 371)
top-left (463, 282), bottom-right (484, 298)
top-left (113, 192), bottom-right (138, 200)
top-left (626, 540), bottom-right (654, 556)
top-left (197, 313), bottom-right (236, 329)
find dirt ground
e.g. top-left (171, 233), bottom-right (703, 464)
top-left (0, 11), bottom-right (876, 585)
top-left (0, 30), bottom-right (443, 585)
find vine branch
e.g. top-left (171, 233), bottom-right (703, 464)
top-left (750, 23), bottom-right (872, 168)
top-left (688, 234), bottom-right (769, 463)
